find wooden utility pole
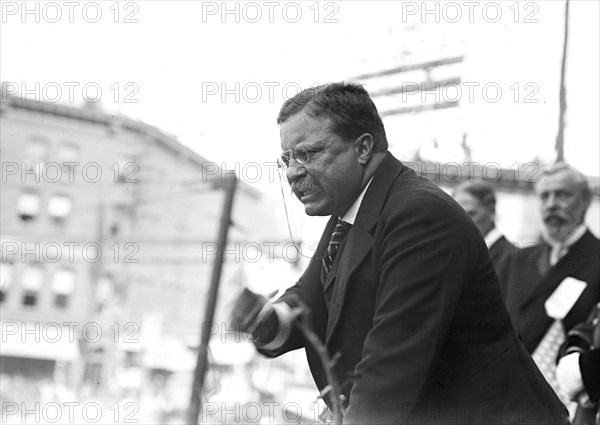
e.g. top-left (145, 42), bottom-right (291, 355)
top-left (186, 171), bottom-right (237, 425)
top-left (556, 0), bottom-right (570, 162)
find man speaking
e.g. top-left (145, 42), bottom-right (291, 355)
top-left (232, 82), bottom-right (568, 424)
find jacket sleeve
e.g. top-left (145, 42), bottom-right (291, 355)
top-left (257, 218), bottom-right (334, 359)
top-left (343, 198), bottom-right (479, 424)
top-left (255, 280), bottom-right (305, 358)
top-left (559, 303), bottom-right (600, 403)
top-left (580, 348), bottom-right (600, 402)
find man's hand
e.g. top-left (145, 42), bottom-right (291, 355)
top-left (556, 352), bottom-right (585, 401)
top-left (230, 288), bottom-right (280, 344)
top-left (230, 287), bottom-right (268, 333)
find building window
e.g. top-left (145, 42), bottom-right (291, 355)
top-left (57, 141), bottom-right (79, 163)
top-left (51, 268), bottom-right (76, 309)
top-left (24, 137), bottom-right (49, 172)
top-left (17, 192), bottom-right (42, 222)
top-left (47, 194), bottom-right (72, 223)
top-left (84, 359), bottom-right (103, 385)
top-left (0, 261), bottom-right (14, 303)
top-left (27, 137), bottom-right (49, 157)
top-left (21, 266), bottom-right (44, 307)
top-left (22, 292), bottom-right (37, 306)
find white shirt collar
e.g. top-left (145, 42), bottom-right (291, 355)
top-left (340, 178), bottom-right (374, 225)
top-left (484, 227), bottom-right (503, 248)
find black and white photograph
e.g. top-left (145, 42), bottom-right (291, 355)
top-left (1, 1), bottom-right (599, 424)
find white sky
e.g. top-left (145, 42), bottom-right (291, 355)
top-left (1, 0), bottom-right (598, 205)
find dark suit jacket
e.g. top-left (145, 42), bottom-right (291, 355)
top-left (504, 230), bottom-right (600, 353)
top-left (489, 235), bottom-right (519, 298)
top-left (259, 153), bottom-right (568, 424)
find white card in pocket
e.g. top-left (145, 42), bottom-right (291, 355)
top-left (545, 277), bottom-right (588, 320)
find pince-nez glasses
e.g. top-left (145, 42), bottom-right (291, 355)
top-left (277, 148), bottom-right (311, 170)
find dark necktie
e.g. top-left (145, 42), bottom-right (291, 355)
top-left (322, 219), bottom-right (352, 275)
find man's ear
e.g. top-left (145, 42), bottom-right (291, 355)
top-left (354, 133), bottom-right (375, 165)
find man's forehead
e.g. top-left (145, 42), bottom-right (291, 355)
top-left (536, 170), bottom-right (580, 192)
top-left (280, 113), bottom-right (333, 148)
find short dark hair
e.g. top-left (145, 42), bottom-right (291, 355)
top-left (453, 180), bottom-right (496, 210)
top-left (277, 82), bottom-right (388, 152)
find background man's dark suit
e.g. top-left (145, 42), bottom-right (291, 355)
top-left (504, 230), bottom-right (600, 353)
top-left (489, 235), bottom-right (519, 298)
top-left (259, 153), bottom-right (567, 424)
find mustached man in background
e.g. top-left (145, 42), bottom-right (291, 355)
top-left (503, 162), bottom-right (599, 417)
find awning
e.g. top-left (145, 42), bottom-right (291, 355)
top-left (0, 321), bottom-right (81, 362)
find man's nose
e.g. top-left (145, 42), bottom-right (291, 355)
top-left (285, 163), bottom-right (305, 183)
top-left (543, 193), bottom-right (558, 209)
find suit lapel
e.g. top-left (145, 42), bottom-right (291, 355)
top-left (488, 235), bottom-right (504, 258)
top-left (516, 243), bottom-right (550, 307)
top-left (324, 153), bottom-right (405, 345)
top-left (537, 243), bottom-right (551, 277)
top-left (326, 227), bottom-right (373, 343)
top-left (521, 231), bottom-right (595, 309)
top-left (303, 216), bottom-right (338, 345)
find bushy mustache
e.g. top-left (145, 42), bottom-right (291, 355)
top-left (291, 181), bottom-right (319, 196)
top-left (543, 211), bottom-right (568, 224)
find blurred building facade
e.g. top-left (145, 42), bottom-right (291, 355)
top-left (0, 94), bottom-right (293, 408)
